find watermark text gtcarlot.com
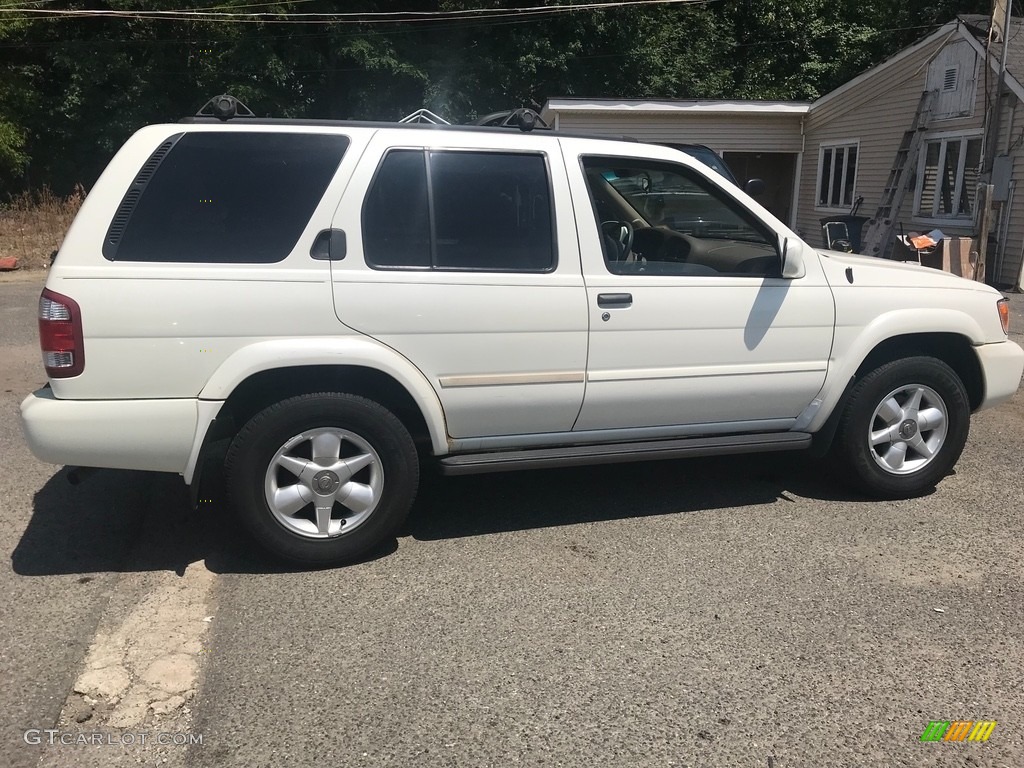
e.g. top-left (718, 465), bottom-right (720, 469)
top-left (24, 730), bottom-right (203, 746)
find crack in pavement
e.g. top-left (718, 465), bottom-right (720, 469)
top-left (72, 566), bottom-right (213, 728)
top-left (35, 562), bottom-right (215, 768)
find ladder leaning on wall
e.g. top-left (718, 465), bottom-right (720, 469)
top-left (860, 90), bottom-right (936, 259)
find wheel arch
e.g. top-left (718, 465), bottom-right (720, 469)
top-left (808, 331), bottom-right (983, 456)
top-left (218, 364), bottom-right (436, 447)
top-left (184, 339), bottom-right (449, 487)
top-left (852, 333), bottom-right (983, 410)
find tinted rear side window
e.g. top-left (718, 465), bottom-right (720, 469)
top-left (362, 149), bottom-right (555, 272)
top-left (362, 150), bottom-right (431, 268)
top-left (108, 132), bottom-right (349, 263)
top-left (430, 152), bottom-right (553, 271)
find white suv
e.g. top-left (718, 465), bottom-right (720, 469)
top-left (20, 101), bottom-right (1024, 565)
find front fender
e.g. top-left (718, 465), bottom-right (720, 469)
top-left (795, 307), bottom-right (988, 433)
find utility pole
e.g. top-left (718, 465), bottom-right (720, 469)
top-left (979, 0), bottom-right (1013, 282)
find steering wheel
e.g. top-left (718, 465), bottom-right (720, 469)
top-left (600, 220), bottom-right (634, 261)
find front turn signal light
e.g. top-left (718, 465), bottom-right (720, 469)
top-left (997, 298), bottom-right (1010, 335)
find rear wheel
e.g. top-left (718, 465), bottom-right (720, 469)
top-left (833, 357), bottom-right (970, 498)
top-left (225, 393), bottom-right (419, 566)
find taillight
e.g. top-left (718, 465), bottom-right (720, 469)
top-left (38, 288), bottom-right (85, 378)
top-left (997, 298), bottom-right (1010, 335)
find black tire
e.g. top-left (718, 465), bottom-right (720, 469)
top-left (832, 356), bottom-right (970, 498)
top-left (225, 393), bottom-right (419, 566)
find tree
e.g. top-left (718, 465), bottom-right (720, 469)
top-left (0, 0), bottom-right (1000, 194)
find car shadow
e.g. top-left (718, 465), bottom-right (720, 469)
top-left (405, 452), bottom-right (872, 541)
top-left (11, 452), bottom-right (895, 576)
top-left (10, 466), bottom-right (397, 577)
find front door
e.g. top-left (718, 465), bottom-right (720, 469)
top-left (328, 131), bottom-right (589, 439)
top-left (564, 147), bottom-right (835, 433)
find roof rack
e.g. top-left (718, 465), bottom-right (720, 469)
top-left (474, 108), bottom-right (549, 132)
top-left (399, 108), bottom-right (451, 125)
top-left (181, 94), bottom-right (637, 141)
top-left (195, 94), bottom-right (255, 121)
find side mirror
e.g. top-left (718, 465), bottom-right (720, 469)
top-left (744, 178), bottom-right (766, 196)
top-left (780, 237), bottom-right (806, 279)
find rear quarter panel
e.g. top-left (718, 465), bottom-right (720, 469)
top-left (45, 124), bottom-right (372, 401)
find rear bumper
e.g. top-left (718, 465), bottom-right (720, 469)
top-left (20, 388), bottom-right (198, 474)
top-left (976, 340), bottom-right (1024, 410)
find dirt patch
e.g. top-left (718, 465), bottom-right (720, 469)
top-left (0, 268), bottom-right (47, 283)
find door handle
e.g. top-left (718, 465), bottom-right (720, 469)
top-left (597, 293), bottom-right (632, 308)
top-left (310, 229), bottom-right (347, 261)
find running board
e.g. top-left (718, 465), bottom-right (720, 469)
top-left (438, 432), bottom-right (811, 476)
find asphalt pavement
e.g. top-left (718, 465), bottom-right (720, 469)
top-left (1, 278), bottom-right (146, 768)
top-left (2, 274), bottom-right (1023, 768)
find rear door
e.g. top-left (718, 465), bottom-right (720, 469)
top-left (328, 129), bottom-right (589, 439)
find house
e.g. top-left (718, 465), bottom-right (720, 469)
top-left (541, 14), bottom-right (1024, 290)
top-left (799, 14), bottom-right (1024, 288)
top-left (538, 99), bottom-right (810, 227)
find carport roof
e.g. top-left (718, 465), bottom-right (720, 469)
top-left (542, 99), bottom-right (811, 115)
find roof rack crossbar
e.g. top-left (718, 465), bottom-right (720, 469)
top-left (399, 108), bottom-right (451, 125)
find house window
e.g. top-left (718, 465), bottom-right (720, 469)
top-left (816, 142), bottom-right (858, 209)
top-left (914, 135), bottom-right (982, 219)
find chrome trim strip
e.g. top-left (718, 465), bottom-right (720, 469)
top-left (439, 371), bottom-right (586, 388)
top-left (587, 362), bottom-right (827, 383)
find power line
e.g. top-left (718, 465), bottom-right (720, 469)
top-left (0, 7), bottom-right (710, 49)
top-left (0, 0), bottom-right (712, 24)
top-left (0, 15), bottom-right (942, 52)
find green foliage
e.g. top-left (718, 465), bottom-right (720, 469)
top-left (0, 119), bottom-right (28, 177)
top-left (0, 0), bottom-right (997, 192)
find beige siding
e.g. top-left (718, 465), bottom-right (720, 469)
top-left (553, 112), bottom-right (804, 153)
top-left (797, 39), bottom-right (948, 246)
top-left (800, 32), bottom-right (1024, 285)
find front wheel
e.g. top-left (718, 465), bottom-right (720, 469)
top-left (832, 357), bottom-right (970, 498)
top-left (225, 393), bottom-right (419, 566)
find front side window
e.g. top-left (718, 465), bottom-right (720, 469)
top-left (362, 150), bottom-right (555, 272)
top-left (914, 135), bottom-right (982, 219)
top-left (107, 132), bottom-right (350, 263)
top-left (580, 156), bottom-right (779, 277)
top-left (816, 142), bottom-right (858, 209)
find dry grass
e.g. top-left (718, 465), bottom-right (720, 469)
top-left (0, 186), bottom-right (85, 271)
